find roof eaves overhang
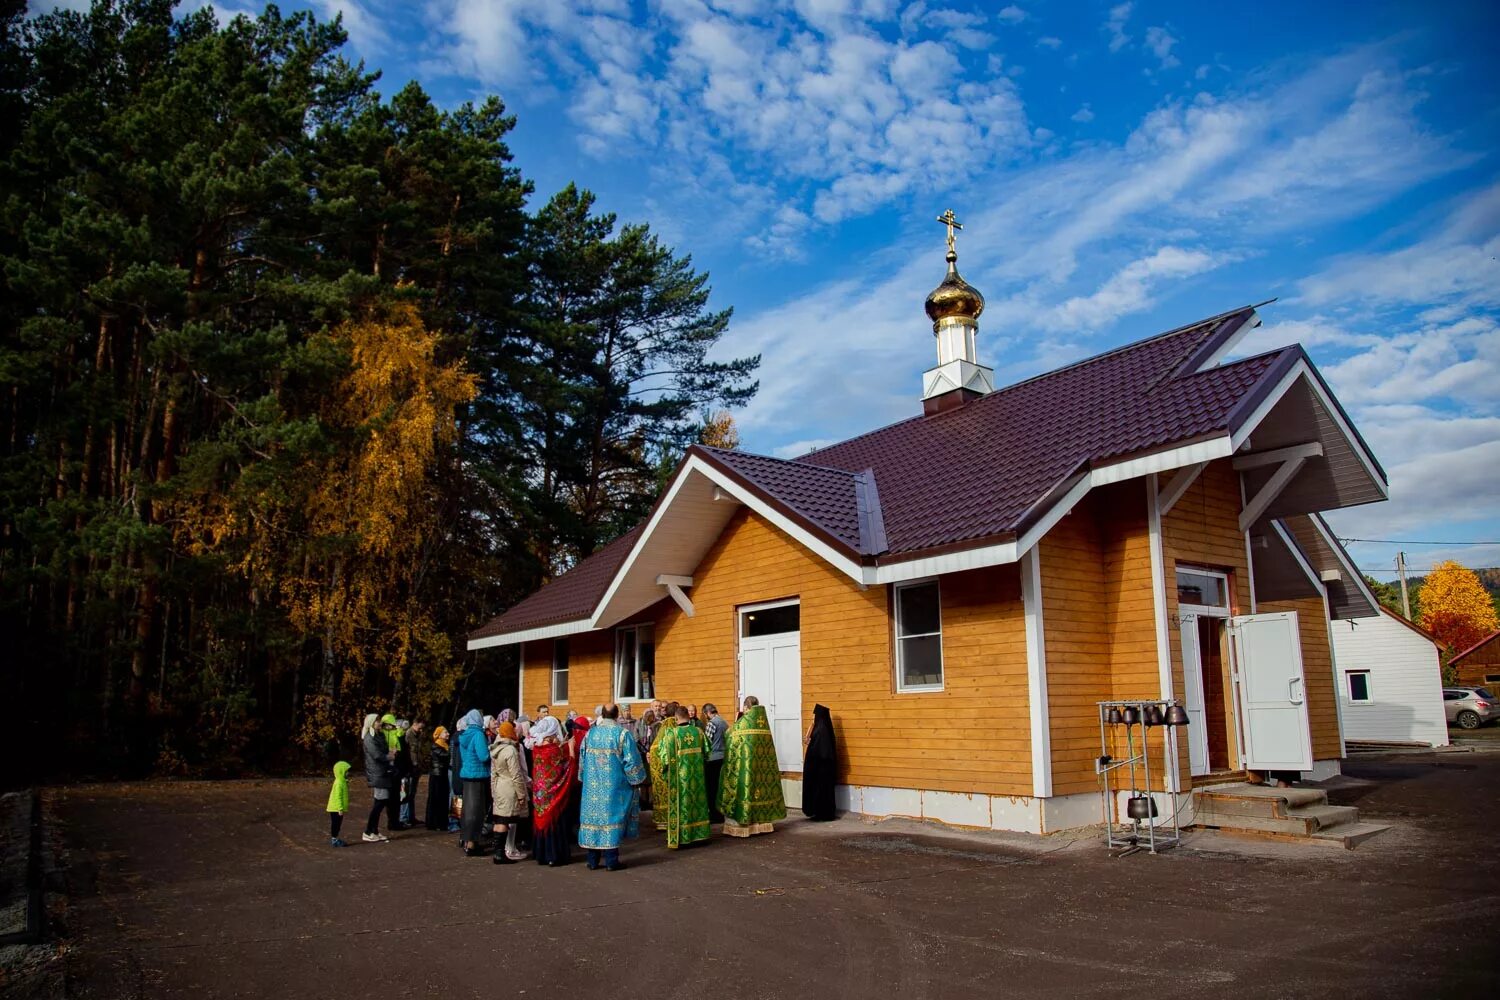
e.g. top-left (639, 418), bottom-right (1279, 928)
top-left (589, 450), bottom-right (870, 627)
top-left (1227, 350), bottom-right (1388, 495)
top-left (467, 617), bottom-right (595, 651)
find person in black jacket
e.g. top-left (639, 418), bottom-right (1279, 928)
top-left (361, 713), bottom-right (398, 843)
top-left (424, 726), bottom-right (453, 830)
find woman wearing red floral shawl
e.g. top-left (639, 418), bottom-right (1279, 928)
top-left (529, 715), bottom-right (575, 866)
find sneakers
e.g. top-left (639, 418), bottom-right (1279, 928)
top-left (362, 832), bottom-right (389, 843)
top-left (330, 837), bottom-right (348, 848)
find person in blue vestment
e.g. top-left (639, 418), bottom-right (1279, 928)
top-left (578, 703), bottom-right (648, 871)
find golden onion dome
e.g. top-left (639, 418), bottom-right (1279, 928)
top-left (924, 250), bottom-right (985, 331)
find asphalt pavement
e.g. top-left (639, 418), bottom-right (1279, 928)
top-left (28, 747), bottom-right (1500, 999)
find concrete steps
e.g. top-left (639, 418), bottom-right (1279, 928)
top-left (1192, 782), bottom-right (1389, 850)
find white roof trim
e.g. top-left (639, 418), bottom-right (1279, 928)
top-left (589, 453), bottom-right (867, 628)
top-left (466, 617), bottom-right (593, 651)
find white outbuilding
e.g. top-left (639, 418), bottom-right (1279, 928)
top-left (1330, 607), bottom-right (1449, 747)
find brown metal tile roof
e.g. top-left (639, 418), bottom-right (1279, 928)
top-left (800, 307), bottom-right (1282, 555)
top-left (470, 305), bottom-right (1316, 642)
top-left (468, 524), bottom-right (643, 641)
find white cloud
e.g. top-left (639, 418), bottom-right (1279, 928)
top-left (1071, 104), bottom-right (1095, 123)
top-left (1037, 36), bottom-right (1063, 51)
top-left (1143, 26), bottom-right (1180, 69)
top-left (1105, 2), bottom-right (1133, 53)
top-left (1042, 246), bottom-right (1222, 330)
top-left (1296, 184), bottom-right (1500, 311)
top-left (997, 5), bottom-right (1027, 24)
top-left (425, 1), bottom-right (1033, 242)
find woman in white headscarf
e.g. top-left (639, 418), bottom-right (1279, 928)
top-left (360, 713), bottom-right (397, 843)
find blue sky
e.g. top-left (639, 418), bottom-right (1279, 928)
top-left (42, 1), bottom-right (1500, 580)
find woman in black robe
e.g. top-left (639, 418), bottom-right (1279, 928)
top-left (424, 726), bottom-right (452, 830)
top-left (802, 703), bottom-right (837, 821)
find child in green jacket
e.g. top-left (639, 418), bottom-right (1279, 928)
top-left (328, 760), bottom-right (351, 847)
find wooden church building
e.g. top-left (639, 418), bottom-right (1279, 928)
top-left (469, 216), bottom-right (1387, 834)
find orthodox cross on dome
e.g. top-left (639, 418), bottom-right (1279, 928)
top-left (936, 208), bottom-right (963, 259)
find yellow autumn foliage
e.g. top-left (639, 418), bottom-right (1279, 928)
top-left (172, 301), bottom-right (475, 731)
top-left (1419, 560), bottom-right (1500, 656)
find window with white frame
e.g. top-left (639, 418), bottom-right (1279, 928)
top-left (551, 639), bottom-right (569, 704)
top-left (894, 580), bottom-right (943, 691)
top-left (614, 624), bottom-right (655, 702)
top-left (1346, 670), bottom-right (1372, 703)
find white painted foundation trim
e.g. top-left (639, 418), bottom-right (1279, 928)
top-left (1112, 789), bottom-right (1196, 829)
top-left (1305, 758), bottom-right (1342, 782)
top-left (1020, 548), bottom-right (1052, 798)
top-left (834, 785), bottom-right (1105, 835)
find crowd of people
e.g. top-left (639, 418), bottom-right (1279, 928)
top-left (327, 697), bottom-right (839, 868)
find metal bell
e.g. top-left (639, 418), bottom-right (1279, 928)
top-left (1144, 704), bottom-right (1165, 727)
top-left (1165, 704), bottom-right (1190, 727)
top-left (1105, 707), bottom-right (1124, 725)
top-left (1121, 706), bottom-right (1140, 726)
top-left (1126, 795), bottom-right (1158, 820)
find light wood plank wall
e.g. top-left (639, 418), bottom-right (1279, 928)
top-left (1039, 482), bottom-right (1168, 794)
top-left (1259, 596), bottom-right (1342, 760)
top-left (525, 508), bottom-right (1034, 797)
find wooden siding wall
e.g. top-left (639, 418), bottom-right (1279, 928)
top-left (1454, 640), bottom-right (1500, 689)
top-left (1161, 460), bottom-right (1252, 776)
top-left (1259, 596), bottom-right (1342, 760)
top-left (526, 508), bottom-right (1033, 797)
top-left (1039, 485), bottom-right (1161, 795)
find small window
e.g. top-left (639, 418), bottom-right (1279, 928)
top-left (551, 639), bottom-right (569, 704)
top-left (1486, 675), bottom-right (1500, 685)
top-left (614, 624), bottom-right (655, 701)
top-left (1443, 690), bottom-right (1461, 701)
top-left (1346, 670), bottom-right (1371, 703)
top-left (1176, 568), bottom-right (1228, 608)
top-left (895, 580), bottom-right (943, 691)
top-left (741, 602), bottom-right (800, 637)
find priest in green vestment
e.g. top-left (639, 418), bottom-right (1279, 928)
top-left (649, 715), bottom-right (677, 831)
top-left (719, 698), bottom-right (787, 837)
top-left (657, 706), bottom-right (712, 848)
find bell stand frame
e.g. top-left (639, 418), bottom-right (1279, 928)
top-left (1095, 699), bottom-right (1184, 855)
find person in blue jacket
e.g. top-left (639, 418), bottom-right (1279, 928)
top-left (456, 708), bottom-right (492, 857)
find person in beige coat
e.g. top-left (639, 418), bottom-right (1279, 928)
top-left (490, 722), bottom-right (530, 863)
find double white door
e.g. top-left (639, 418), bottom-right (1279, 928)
top-left (1180, 610), bottom-right (1313, 775)
top-left (738, 629), bottom-right (803, 773)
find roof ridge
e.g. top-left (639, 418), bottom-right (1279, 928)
top-left (802, 304), bottom-right (1260, 461)
top-left (701, 443), bottom-right (868, 477)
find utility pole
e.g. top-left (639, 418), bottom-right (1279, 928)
top-left (1396, 551), bottom-right (1411, 619)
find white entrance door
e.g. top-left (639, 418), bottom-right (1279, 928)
top-left (738, 601), bottom-right (802, 773)
top-left (1231, 611), bottom-right (1313, 772)
top-left (1178, 615), bottom-right (1211, 776)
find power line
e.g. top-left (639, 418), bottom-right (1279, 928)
top-left (1339, 537), bottom-right (1500, 546)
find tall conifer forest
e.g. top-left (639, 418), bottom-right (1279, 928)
top-left (0, 1), bottom-right (759, 780)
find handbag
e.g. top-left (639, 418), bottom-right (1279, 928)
top-left (452, 795), bottom-right (463, 820)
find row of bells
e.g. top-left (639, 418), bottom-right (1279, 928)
top-left (1105, 704), bottom-right (1189, 727)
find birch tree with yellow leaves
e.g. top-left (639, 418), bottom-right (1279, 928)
top-left (1419, 561), bottom-right (1500, 660)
